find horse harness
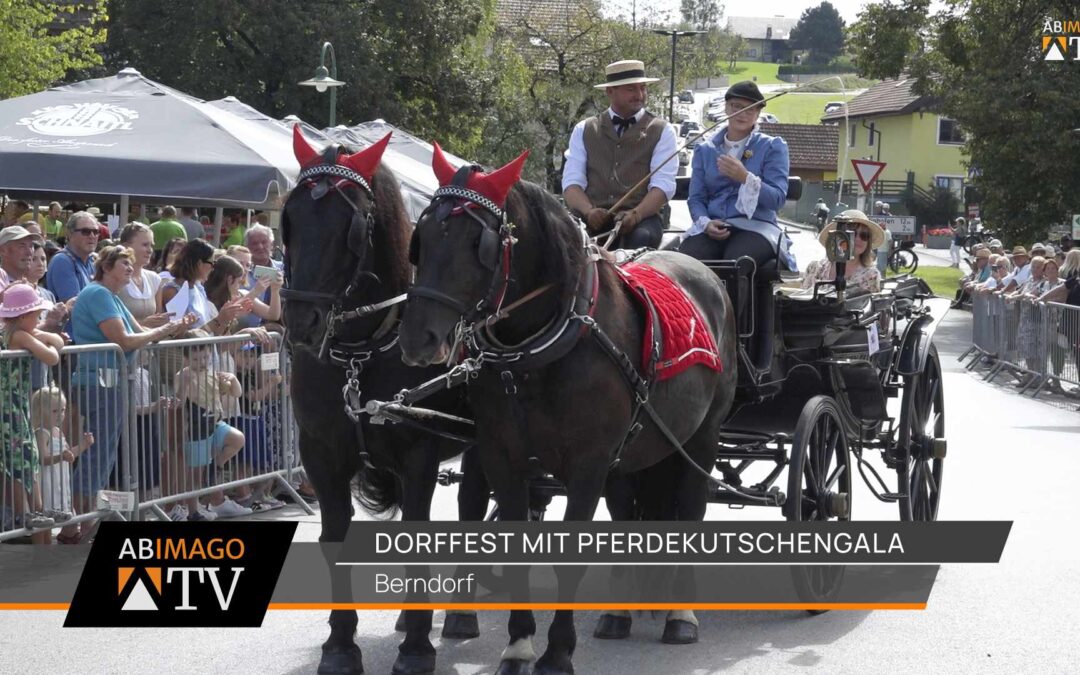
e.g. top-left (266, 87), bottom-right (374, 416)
top-left (399, 176), bottom-right (682, 470)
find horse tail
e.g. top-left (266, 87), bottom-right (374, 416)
top-left (353, 465), bottom-right (402, 517)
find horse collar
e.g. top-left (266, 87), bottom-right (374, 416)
top-left (466, 247), bottom-right (600, 372)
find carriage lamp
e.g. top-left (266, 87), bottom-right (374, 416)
top-left (299, 41), bottom-right (345, 127)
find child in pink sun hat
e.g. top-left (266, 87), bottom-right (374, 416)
top-left (1, 283), bottom-right (65, 541)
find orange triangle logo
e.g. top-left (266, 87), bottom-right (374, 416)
top-left (146, 567), bottom-right (162, 594)
top-left (118, 567), bottom-right (134, 595)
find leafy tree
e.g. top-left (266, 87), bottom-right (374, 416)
top-left (0, 0), bottom-right (107, 99)
top-left (104, 0), bottom-right (498, 156)
top-left (903, 182), bottom-right (960, 229)
top-left (679, 0), bottom-right (722, 30)
top-left (489, 3), bottom-right (730, 191)
top-left (788, 1), bottom-right (846, 65)
top-left (849, 0), bottom-right (1080, 243)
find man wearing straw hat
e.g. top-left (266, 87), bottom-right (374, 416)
top-left (562, 59), bottom-right (678, 249)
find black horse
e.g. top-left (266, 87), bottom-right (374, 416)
top-left (282, 127), bottom-right (487, 675)
top-left (399, 146), bottom-right (737, 675)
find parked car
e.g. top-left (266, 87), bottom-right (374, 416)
top-left (823, 101), bottom-right (845, 114)
top-left (760, 112), bottom-right (780, 124)
top-left (679, 120), bottom-right (702, 137)
top-left (677, 89), bottom-right (695, 103)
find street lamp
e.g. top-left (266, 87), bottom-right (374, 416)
top-left (298, 41), bottom-right (345, 127)
top-left (651, 29), bottom-right (705, 122)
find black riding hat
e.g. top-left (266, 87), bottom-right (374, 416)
top-left (725, 80), bottom-right (765, 108)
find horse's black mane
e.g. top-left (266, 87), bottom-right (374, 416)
top-left (367, 161), bottom-right (412, 293)
top-left (504, 180), bottom-right (587, 305)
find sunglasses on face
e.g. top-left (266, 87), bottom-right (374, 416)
top-left (73, 228), bottom-right (99, 237)
top-left (855, 230), bottom-right (871, 242)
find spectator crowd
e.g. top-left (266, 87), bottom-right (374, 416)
top-left (954, 233), bottom-right (1080, 398)
top-left (0, 200), bottom-right (310, 543)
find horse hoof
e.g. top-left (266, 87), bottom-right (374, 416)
top-left (534, 653), bottom-right (574, 675)
top-left (441, 612), bottom-right (480, 639)
top-left (661, 619), bottom-right (698, 645)
top-left (391, 653), bottom-right (435, 675)
top-left (318, 643), bottom-right (364, 674)
top-left (593, 614), bottom-right (631, 640)
top-left (494, 659), bottom-right (533, 675)
top-left (395, 610), bottom-right (407, 633)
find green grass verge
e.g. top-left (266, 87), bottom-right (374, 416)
top-left (888, 264), bottom-right (963, 298)
top-left (766, 92), bottom-right (857, 125)
top-left (723, 61), bottom-right (784, 84)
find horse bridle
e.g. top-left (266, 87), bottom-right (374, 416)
top-left (407, 166), bottom-right (515, 327)
top-left (281, 155), bottom-right (401, 361)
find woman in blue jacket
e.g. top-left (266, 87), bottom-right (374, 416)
top-left (679, 81), bottom-right (794, 269)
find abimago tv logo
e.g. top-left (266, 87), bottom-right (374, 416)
top-left (65, 521), bottom-right (295, 627)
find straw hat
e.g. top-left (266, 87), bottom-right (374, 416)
top-left (594, 60), bottom-right (660, 89)
top-left (0, 283), bottom-right (52, 319)
top-left (975, 248), bottom-right (991, 259)
top-left (818, 209), bottom-right (886, 250)
top-left (1011, 245), bottom-right (1028, 257)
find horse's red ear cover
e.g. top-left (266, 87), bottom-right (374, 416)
top-left (432, 143), bottom-right (529, 209)
top-left (340, 132), bottom-right (392, 184)
top-left (292, 124), bottom-right (320, 168)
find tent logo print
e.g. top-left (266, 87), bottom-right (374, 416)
top-left (17, 103), bottom-right (138, 137)
top-left (118, 567), bottom-right (162, 611)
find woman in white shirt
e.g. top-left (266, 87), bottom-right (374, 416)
top-left (117, 223), bottom-right (169, 327)
top-left (160, 239), bottom-right (248, 335)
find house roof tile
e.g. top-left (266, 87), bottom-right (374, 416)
top-left (759, 123), bottom-right (838, 171)
top-left (821, 77), bottom-right (934, 122)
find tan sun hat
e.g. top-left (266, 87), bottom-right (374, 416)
top-left (594, 60), bottom-right (660, 89)
top-left (1011, 245), bottom-right (1028, 257)
top-left (975, 248), bottom-right (991, 259)
top-left (818, 209), bottom-right (886, 250)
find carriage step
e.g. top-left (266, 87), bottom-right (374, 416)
top-left (712, 487), bottom-right (785, 507)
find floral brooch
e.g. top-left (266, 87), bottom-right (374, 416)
top-left (742, 149), bottom-right (753, 161)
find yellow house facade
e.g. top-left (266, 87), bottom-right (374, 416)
top-left (823, 77), bottom-right (969, 206)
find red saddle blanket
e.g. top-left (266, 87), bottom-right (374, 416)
top-left (617, 262), bottom-right (723, 381)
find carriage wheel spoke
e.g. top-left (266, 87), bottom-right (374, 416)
top-left (925, 464), bottom-right (939, 496)
top-left (825, 463), bottom-right (845, 490)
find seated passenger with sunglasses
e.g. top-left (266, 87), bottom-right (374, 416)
top-left (801, 210), bottom-right (884, 294)
top-left (46, 211), bottom-right (101, 305)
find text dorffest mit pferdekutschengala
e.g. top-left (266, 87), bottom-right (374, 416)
top-left (373, 531), bottom-right (905, 559)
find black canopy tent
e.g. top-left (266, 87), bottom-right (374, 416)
top-left (0, 69), bottom-right (298, 212)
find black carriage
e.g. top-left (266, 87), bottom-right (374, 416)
top-left (703, 248), bottom-right (946, 524)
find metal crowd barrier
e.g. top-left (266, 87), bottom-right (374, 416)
top-left (1, 343), bottom-right (131, 542)
top-left (962, 293), bottom-right (1080, 401)
top-left (1, 332), bottom-right (313, 543)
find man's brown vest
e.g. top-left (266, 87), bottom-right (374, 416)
top-left (582, 111), bottom-right (666, 212)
